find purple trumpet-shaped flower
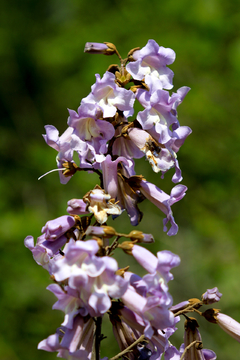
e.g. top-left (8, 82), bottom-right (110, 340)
top-left (51, 239), bottom-right (128, 317)
top-left (121, 271), bottom-right (175, 338)
top-left (128, 247), bottom-right (180, 335)
top-left (138, 181), bottom-right (187, 235)
top-left (68, 105), bottom-right (115, 154)
top-left (47, 284), bottom-right (88, 329)
top-left (43, 125), bottom-right (74, 184)
top-left (126, 126), bottom-right (190, 182)
top-left (112, 123), bottom-right (146, 160)
top-left (43, 125), bottom-right (97, 183)
top-left (51, 239), bottom-right (100, 281)
top-left (148, 124), bottom-right (192, 182)
top-left (24, 235), bottom-right (53, 270)
top-left (38, 314), bottom-right (95, 359)
top-left (41, 215), bottom-right (76, 241)
top-left (126, 39), bottom-right (175, 90)
top-left (127, 128), bottom-right (174, 172)
top-left (100, 154), bottom-right (143, 226)
top-left (101, 155), bottom-right (186, 232)
top-left (24, 233), bottom-right (66, 271)
top-left (112, 122), bottom-right (191, 183)
top-left (24, 39), bottom-right (195, 360)
top-left (101, 154), bottom-right (134, 199)
top-left (137, 87), bottom-right (190, 130)
top-left (132, 246), bottom-right (180, 290)
top-left (24, 215), bottom-right (78, 271)
top-left (81, 71), bottom-right (135, 118)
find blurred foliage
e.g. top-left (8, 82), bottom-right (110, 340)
top-left (1, 0), bottom-right (240, 359)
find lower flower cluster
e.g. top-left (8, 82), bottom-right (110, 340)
top-left (25, 222), bottom-right (181, 359)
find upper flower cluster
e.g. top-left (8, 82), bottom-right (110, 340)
top-left (43, 39), bottom-right (191, 235)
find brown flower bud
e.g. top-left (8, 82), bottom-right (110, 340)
top-left (101, 226), bottom-right (117, 238)
top-left (118, 241), bottom-right (134, 255)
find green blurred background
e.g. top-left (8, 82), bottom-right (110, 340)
top-left (1, 0), bottom-right (240, 359)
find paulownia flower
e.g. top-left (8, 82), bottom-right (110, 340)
top-left (203, 308), bottom-right (240, 343)
top-left (126, 39), bottom-right (175, 90)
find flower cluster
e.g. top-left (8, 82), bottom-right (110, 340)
top-left (25, 212), bottom-right (181, 359)
top-left (24, 40), bottom-right (240, 360)
top-left (43, 39), bottom-right (191, 235)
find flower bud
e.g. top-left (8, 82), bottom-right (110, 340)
top-left (170, 298), bottom-right (201, 314)
top-left (84, 42), bottom-right (116, 55)
top-left (202, 287), bottom-right (222, 304)
top-left (128, 230), bottom-right (154, 243)
top-left (216, 313), bottom-right (240, 342)
top-left (118, 241), bottom-right (134, 255)
top-left (128, 230), bottom-right (144, 240)
top-left (101, 226), bottom-right (117, 237)
top-left (67, 198), bottom-right (89, 215)
top-left (85, 225), bottom-right (116, 238)
top-left (203, 308), bottom-right (240, 343)
top-left (170, 300), bottom-right (190, 313)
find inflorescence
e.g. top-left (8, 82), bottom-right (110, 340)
top-left (25, 40), bottom-right (240, 360)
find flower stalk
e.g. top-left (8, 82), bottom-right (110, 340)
top-left (91, 317), bottom-right (103, 360)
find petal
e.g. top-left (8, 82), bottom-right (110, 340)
top-left (132, 245), bottom-right (158, 273)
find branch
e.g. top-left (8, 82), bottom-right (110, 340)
top-left (174, 301), bottom-right (203, 317)
top-left (91, 317), bottom-right (102, 360)
top-left (105, 236), bottom-right (121, 256)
